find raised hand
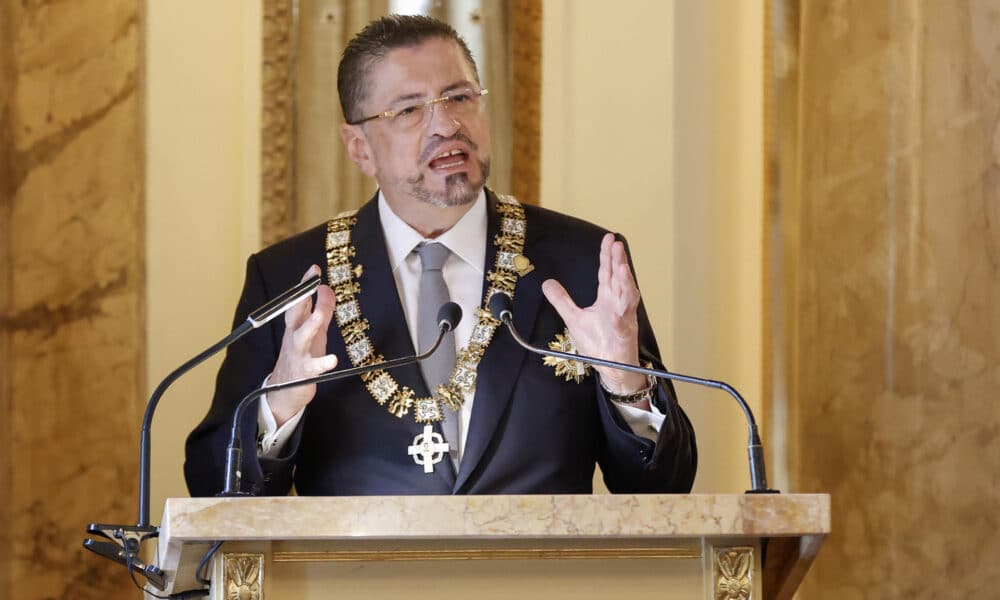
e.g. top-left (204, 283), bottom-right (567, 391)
top-left (267, 264), bottom-right (339, 425)
top-left (541, 233), bottom-right (649, 397)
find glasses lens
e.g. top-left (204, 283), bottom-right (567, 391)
top-left (443, 89), bottom-right (482, 117)
top-left (391, 103), bottom-right (427, 130)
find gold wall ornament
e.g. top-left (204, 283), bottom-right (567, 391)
top-left (714, 546), bottom-right (753, 600)
top-left (511, 0), bottom-right (543, 205)
top-left (223, 552), bottom-right (264, 600)
top-left (260, 0), bottom-right (296, 246)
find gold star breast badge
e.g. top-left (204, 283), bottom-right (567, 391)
top-left (542, 329), bottom-right (592, 383)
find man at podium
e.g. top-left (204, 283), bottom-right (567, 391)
top-left (185, 14), bottom-right (696, 497)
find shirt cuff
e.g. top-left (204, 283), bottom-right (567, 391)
top-left (257, 376), bottom-right (306, 459)
top-left (609, 397), bottom-right (666, 443)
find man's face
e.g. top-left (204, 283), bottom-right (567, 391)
top-left (342, 37), bottom-right (492, 208)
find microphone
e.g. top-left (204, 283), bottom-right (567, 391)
top-left (84, 274), bottom-right (322, 589)
top-left (488, 293), bottom-right (776, 494)
top-left (437, 301), bottom-right (462, 332)
top-left (220, 301), bottom-right (463, 496)
top-left (247, 275), bottom-right (325, 327)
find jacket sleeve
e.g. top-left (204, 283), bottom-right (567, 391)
top-left (594, 304), bottom-right (698, 493)
top-left (184, 254), bottom-right (302, 497)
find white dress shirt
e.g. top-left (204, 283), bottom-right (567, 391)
top-left (258, 191), bottom-right (664, 458)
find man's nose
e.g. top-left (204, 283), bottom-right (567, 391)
top-left (425, 99), bottom-right (461, 136)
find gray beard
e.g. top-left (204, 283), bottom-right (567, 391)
top-left (407, 158), bottom-right (491, 208)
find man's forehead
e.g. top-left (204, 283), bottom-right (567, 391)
top-left (364, 38), bottom-right (477, 100)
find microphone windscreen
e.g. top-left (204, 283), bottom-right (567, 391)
top-left (437, 301), bottom-right (463, 331)
top-left (488, 292), bottom-right (513, 321)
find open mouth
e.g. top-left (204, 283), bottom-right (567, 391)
top-left (428, 149), bottom-right (469, 171)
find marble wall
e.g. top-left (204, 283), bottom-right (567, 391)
top-left (0, 1), bottom-right (144, 598)
top-left (776, 0), bottom-right (1000, 596)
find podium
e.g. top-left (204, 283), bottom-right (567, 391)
top-left (154, 494), bottom-right (828, 599)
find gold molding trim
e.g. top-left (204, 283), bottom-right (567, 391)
top-left (274, 547), bottom-right (701, 563)
top-left (714, 546), bottom-right (754, 600)
top-left (223, 552), bottom-right (264, 600)
top-left (762, 0), bottom-right (803, 496)
top-left (510, 0), bottom-right (542, 205)
top-left (261, 0), bottom-right (296, 247)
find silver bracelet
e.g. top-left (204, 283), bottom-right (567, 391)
top-left (600, 373), bottom-right (657, 405)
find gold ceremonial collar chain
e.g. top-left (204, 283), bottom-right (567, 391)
top-left (325, 195), bottom-right (527, 423)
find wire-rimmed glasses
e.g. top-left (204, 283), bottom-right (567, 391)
top-left (348, 87), bottom-right (489, 131)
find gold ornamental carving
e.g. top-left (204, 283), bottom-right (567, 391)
top-left (261, 0), bottom-right (296, 246)
top-left (510, 0), bottom-right (542, 204)
top-left (223, 553), bottom-right (264, 600)
top-left (274, 547), bottom-right (701, 562)
top-left (714, 546), bottom-right (753, 600)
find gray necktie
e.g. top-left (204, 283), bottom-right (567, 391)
top-left (416, 242), bottom-right (461, 467)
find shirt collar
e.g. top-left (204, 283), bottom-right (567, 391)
top-left (378, 189), bottom-right (488, 273)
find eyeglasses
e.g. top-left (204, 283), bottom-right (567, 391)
top-left (348, 87), bottom-right (489, 131)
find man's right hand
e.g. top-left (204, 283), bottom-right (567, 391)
top-left (268, 264), bottom-right (339, 426)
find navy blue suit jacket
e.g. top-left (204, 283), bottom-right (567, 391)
top-left (185, 191), bottom-right (696, 496)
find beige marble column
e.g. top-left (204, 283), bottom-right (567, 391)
top-left (0, 1), bottom-right (144, 598)
top-left (770, 1), bottom-right (1000, 596)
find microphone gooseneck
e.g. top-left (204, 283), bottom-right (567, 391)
top-left (221, 301), bottom-right (463, 496)
top-left (86, 274), bottom-right (323, 590)
top-left (488, 293), bottom-right (776, 494)
top-left (137, 274), bottom-right (321, 526)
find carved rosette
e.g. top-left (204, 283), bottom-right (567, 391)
top-left (714, 546), bottom-right (753, 600)
top-left (224, 553), bottom-right (264, 600)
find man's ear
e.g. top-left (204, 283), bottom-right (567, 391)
top-left (340, 123), bottom-right (377, 177)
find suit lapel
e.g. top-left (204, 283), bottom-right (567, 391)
top-left (454, 193), bottom-right (544, 491)
top-left (339, 195), bottom-right (456, 487)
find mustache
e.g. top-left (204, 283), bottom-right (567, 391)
top-left (418, 133), bottom-right (479, 164)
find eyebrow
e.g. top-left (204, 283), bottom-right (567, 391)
top-left (388, 92), bottom-right (425, 105)
top-left (441, 80), bottom-right (474, 94)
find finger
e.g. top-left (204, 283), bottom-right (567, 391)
top-left (616, 260), bottom-right (640, 313)
top-left (542, 279), bottom-right (580, 324)
top-left (309, 285), bottom-right (337, 355)
top-left (302, 353), bottom-right (339, 377)
top-left (284, 293), bottom-right (313, 331)
top-left (610, 242), bottom-right (639, 311)
top-left (610, 268), bottom-right (640, 325)
top-left (292, 306), bottom-right (327, 353)
top-left (284, 265), bottom-right (322, 329)
top-left (315, 281), bottom-right (337, 314)
top-left (304, 264), bottom-right (321, 279)
top-left (597, 233), bottom-right (614, 294)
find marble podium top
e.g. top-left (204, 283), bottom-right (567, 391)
top-left (160, 493), bottom-right (830, 541)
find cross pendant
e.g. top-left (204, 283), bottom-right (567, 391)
top-left (407, 424), bottom-right (450, 474)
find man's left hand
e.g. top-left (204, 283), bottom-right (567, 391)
top-left (542, 233), bottom-right (649, 402)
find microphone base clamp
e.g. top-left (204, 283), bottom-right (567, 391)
top-left (83, 522), bottom-right (166, 590)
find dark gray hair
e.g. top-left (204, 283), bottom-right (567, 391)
top-left (337, 14), bottom-right (479, 123)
